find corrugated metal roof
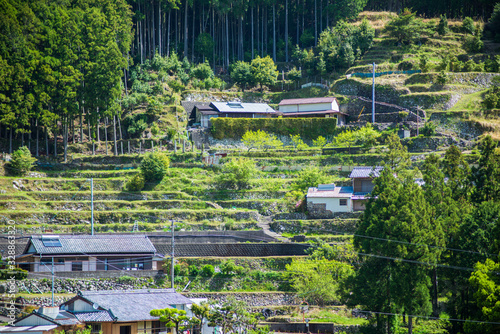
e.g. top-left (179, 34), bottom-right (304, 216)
top-left (349, 166), bottom-right (383, 179)
top-left (27, 235), bottom-right (156, 255)
top-left (211, 102), bottom-right (276, 114)
top-left (0, 326), bottom-right (58, 333)
top-left (278, 97), bottom-right (336, 106)
top-left (79, 289), bottom-right (193, 322)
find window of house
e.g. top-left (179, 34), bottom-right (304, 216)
top-left (72, 262), bottom-right (83, 271)
top-left (339, 199), bottom-right (348, 206)
top-left (120, 326), bottom-right (131, 334)
top-left (90, 324), bottom-right (101, 334)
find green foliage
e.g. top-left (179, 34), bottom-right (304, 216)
top-left (191, 61), bottom-right (214, 81)
top-left (151, 123), bottom-right (160, 136)
top-left (211, 117), bottom-right (338, 140)
top-left (385, 8), bottom-right (427, 45)
top-left (385, 133), bottom-right (410, 170)
top-left (470, 136), bottom-right (500, 203)
top-left (241, 130), bottom-right (283, 151)
top-left (230, 61), bottom-right (254, 91)
top-left (462, 17), bottom-right (475, 34)
top-left (482, 86), bottom-right (500, 109)
top-left (436, 70), bottom-right (448, 85)
top-left (354, 123), bottom-right (381, 148)
top-left (140, 152), bottom-right (170, 182)
top-left (208, 297), bottom-right (256, 334)
top-left (419, 54), bottom-right (431, 73)
top-left (420, 121), bottom-right (437, 137)
top-left (289, 134), bottom-right (309, 150)
top-left (286, 257), bottom-right (354, 306)
top-left (292, 167), bottom-right (328, 193)
top-left (286, 67), bottom-right (302, 83)
top-left (463, 33), bottom-right (484, 53)
top-left (317, 19), bottom-right (374, 71)
top-left (250, 55), bottom-right (278, 91)
top-left (125, 173), bottom-right (145, 191)
top-left (487, 3), bottom-right (500, 41)
top-left (200, 264), bottom-right (215, 277)
top-left (436, 14), bottom-right (449, 35)
top-left (334, 129), bottom-right (357, 150)
top-left (215, 158), bottom-right (258, 190)
top-left (146, 97), bottom-right (163, 116)
top-left (312, 136), bottom-right (328, 148)
top-left (0, 267), bottom-right (28, 280)
top-left (195, 33), bottom-right (215, 61)
top-left (150, 308), bottom-right (193, 333)
top-left (469, 259), bottom-right (500, 325)
top-left (220, 260), bottom-right (245, 275)
top-left (126, 114), bottom-right (148, 137)
top-left (6, 146), bottom-right (36, 176)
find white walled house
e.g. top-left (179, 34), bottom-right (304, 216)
top-left (306, 184), bottom-right (353, 217)
top-left (278, 97), bottom-right (346, 125)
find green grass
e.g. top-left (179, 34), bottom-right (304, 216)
top-left (448, 89), bottom-right (487, 111)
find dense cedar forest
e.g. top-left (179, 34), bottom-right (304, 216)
top-left (0, 0), bottom-right (499, 159)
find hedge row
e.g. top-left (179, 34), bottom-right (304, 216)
top-left (211, 117), bottom-right (338, 139)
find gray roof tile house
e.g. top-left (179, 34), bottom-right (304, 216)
top-left (17, 235), bottom-right (161, 273)
top-left (1, 289), bottom-right (198, 334)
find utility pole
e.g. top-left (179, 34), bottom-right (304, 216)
top-left (372, 62), bottom-right (376, 123)
top-left (91, 178), bottom-right (94, 235)
top-left (171, 220), bottom-right (175, 289)
top-left (51, 257), bottom-right (54, 306)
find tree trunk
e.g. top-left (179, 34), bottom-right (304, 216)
top-left (285, 0), bottom-right (288, 62)
top-left (272, 4), bottom-right (276, 61)
top-left (167, 10), bottom-right (171, 57)
top-left (36, 119), bottom-right (39, 157)
top-left (159, 0), bottom-right (161, 57)
top-left (113, 115), bottom-right (118, 155)
top-left (251, 6), bottom-right (254, 59)
top-left (9, 126), bottom-right (12, 154)
top-left (225, 14), bottom-right (229, 68)
top-left (314, 0), bottom-right (317, 45)
top-left (53, 127), bottom-right (57, 158)
top-left (184, 0), bottom-right (188, 58)
top-left (104, 117), bottom-right (108, 155)
top-left (63, 117), bottom-right (68, 163)
top-left (433, 267), bottom-right (439, 317)
top-left (408, 315), bottom-right (413, 334)
top-left (192, 4), bottom-right (195, 62)
top-left (45, 127), bottom-right (49, 156)
top-left (297, 0), bottom-right (300, 45)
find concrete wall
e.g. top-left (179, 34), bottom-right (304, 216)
top-left (28, 269), bottom-right (163, 279)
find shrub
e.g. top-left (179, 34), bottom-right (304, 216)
top-left (418, 54), bottom-right (431, 73)
top-left (140, 152), bottom-right (170, 181)
top-left (420, 121), bottom-right (437, 137)
top-left (151, 123), bottom-right (160, 136)
top-left (436, 14), bottom-right (449, 35)
top-left (290, 134), bottom-right (309, 150)
top-left (116, 275), bottom-right (136, 284)
top-left (126, 173), bottom-right (145, 191)
top-left (200, 264), bottom-right (215, 277)
top-left (0, 267), bottom-right (28, 280)
top-left (188, 265), bottom-right (199, 276)
top-left (146, 97), bottom-right (163, 116)
top-left (436, 71), bottom-right (448, 85)
top-left (463, 34), bottom-right (484, 53)
top-left (6, 146), bottom-right (36, 176)
top-left (292, 167), bottom-right (328, 193)
top-left (127, 117), bottom-right (148, 137)
top-left (312, 136), bottom-right (327, 148)
top-left (215, 158), bottom-right (258, 190)
top-left (462, 17), bottom-right (475, 34)
top-left (241, 130), bottom-right (283, 151)
top-left (191, 61), bottom-right (214, 80)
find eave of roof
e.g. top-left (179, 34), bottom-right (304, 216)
top-left (279, 110), bottom-right (346, 116)
top-left (278, 97), bottom-right (336, 105)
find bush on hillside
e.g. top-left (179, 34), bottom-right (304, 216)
top-left (215, 158), bottom-right (258, 190)
top-left (6, 146), bottom-right (36, 176)
top-left (436, 14), bottom-right (449, 35)
top-left (126, 173), bottom-right (145, 191)
top-left (462, 17), bottom-right (475, 34)
top-left (140, 152), bottom-right (170, 181)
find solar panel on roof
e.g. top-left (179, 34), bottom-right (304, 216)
top-left (41, 236), bottom-right (62, 247)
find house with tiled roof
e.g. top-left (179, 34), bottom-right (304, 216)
top-left (16, 235), bottom-right (161, 273)
top-left (278, 97), bottom-right (346, 125)
top-left (1, 289), bottom-right (200, 334)
top-left (307, 166), bottom-right (383, 217)
top-left (194, 101), bottom-right (276, 128)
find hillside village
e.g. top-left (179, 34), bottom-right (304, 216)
top-left (1, 0), bottom-right (500, 334)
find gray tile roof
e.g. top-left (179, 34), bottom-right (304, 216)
top-left (181, 101), bottom-right (210, 119)
top-left (349, 166), bottom-right (383, 179)
top-left (72, 311), bottom-right (115, 322)
top-left (26, 235), bottom-right (156, 255)
top-left (79, 289), bottom-right (193, 322)
top-left (211, 102), bottom-right (276, 114)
